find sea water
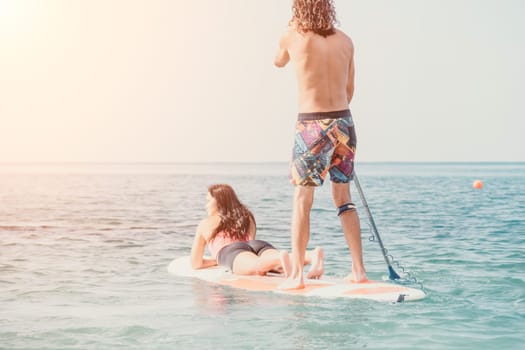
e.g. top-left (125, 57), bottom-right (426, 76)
top-left (1, 162), bottom-right (524, 350)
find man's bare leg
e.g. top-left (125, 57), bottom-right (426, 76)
top-left (278, 186), bottom-right (314, 290)
top-left (332, 182), bottom-right (368, 283)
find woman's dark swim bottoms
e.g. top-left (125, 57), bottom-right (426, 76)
top-left (217, 240), bottom-right (276, 270)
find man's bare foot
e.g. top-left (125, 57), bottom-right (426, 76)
top-left (306, 247), bottom-right (324, 279)
top-left (345, 270), bottom-right (368, 283)
top-left (277, 276), bottom-right (305, 290)
top-left (279, 250), bottom-right (291, 278)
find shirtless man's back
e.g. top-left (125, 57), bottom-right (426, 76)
top-left (274, 0), bottom-right (366, 290)
top-left (275, 28), bottom-right (355, 113)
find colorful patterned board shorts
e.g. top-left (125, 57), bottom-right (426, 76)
top-left (290, 109), bottom-right (356, 186)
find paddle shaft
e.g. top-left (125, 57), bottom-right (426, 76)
top-left (353, 172), bottom-right (400, 280)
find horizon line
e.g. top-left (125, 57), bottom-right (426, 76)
top-left (1, 160), bottom-right (524, 165)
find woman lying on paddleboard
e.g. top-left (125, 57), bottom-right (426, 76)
top-left (191, 183), bottom-right (324, 278)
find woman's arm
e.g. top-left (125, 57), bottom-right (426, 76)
top-left (190, 221), bottom-right (217, 269)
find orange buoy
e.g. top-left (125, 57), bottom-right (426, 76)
top-left (472, 180), bottom-right (483, 189)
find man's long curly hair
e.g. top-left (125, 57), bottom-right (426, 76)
top-left (292, 0), bottom-right (338, 37)
top-left (208, 184), bottom-right (255, 241)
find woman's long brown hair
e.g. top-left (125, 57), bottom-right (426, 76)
top-left (208, 184), bottom-right (255, 241)
top-left (292, 0), bottom-right (338, 37)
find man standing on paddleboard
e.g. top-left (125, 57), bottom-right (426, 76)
top-left (274, 0), bottom-right (367, 290)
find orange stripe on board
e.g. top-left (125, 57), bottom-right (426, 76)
top-left (219, 278), bottom-right (330, 293)
top-left (283, 283), bottom-right (330, 294)
top-left (220, 278), bottom-right (279, 291)
top-left (344, 286), bottom-right (407, 295)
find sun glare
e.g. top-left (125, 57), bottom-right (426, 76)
top-left (0, 0), bottom-right (35, 34)
top-left (0, 0), bottom-right (18, 18)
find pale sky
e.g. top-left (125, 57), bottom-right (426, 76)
top-left (1, 0), bottom-right (524, 162)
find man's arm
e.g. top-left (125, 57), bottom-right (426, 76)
top-left (274, 33), bottom-right (290, 68)
top-left (346, 57), bottom-right (355, 104)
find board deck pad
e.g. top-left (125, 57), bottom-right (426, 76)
top-left (168, 256), bottom-right (426, 302)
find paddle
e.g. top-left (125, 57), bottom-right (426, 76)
top-left (352, 172), bottom-right (401, 280)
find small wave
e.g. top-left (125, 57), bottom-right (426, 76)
top-left (117, 325), bottom-right (155, 337)
top-left (115, 244), bottom-right (144, 249)
top-left (311, 207), bottom-right (336, 213)
top-left (56, 236), bottom-right (90, 242)
top-left (0, 263), bottom-right (17, 269)
top-left (66, 327), bottom-right (105, 335)
top-left (80, 268), bottom-right (108, 274)
top-left (86, 232), bottom-right (103, 237)
top-left (0, 225), bottom-right (58, 232)
top-left (104, 239), bottom-right (125, 243)
top-left (0, 279), bottom-right (16, 285)
top-left (107, 221), bottom-right (122, 226)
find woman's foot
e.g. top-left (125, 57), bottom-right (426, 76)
top-left (306, 247), bottom-right (324, 279)
top-left (279, 250), bottom-right (291, 278)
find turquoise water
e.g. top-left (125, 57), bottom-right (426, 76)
top-left (1, 162), bottom-right (524, 349)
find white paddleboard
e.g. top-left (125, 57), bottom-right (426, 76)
top-left (168, 256), bottom-right (426, 302)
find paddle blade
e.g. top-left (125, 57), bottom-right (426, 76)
top-left (388, 265), bottom-right (401, 280)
